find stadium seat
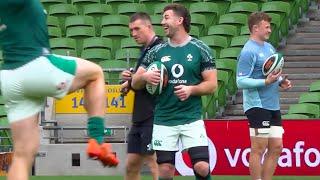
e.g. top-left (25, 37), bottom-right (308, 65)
top-left (216, 70), bottom-right (229, 114)
top-left (48, 27), bottom-right (62, 38)
top-left (47, 16), bottom-right (60, 28)
top-left (100, 26), bottom-right (130, 56)
top-left (282, 113), bottom-right (310, 119)
top-left (105, 0), bottom-right (135, 12)
top-left (218, 13), bottom-right (248, 31)
top-left (189, 2), bottom-right (220, 26)
top-left (230, 35), bottom-right (249, 47)
top-left (202, 94), bottom-right (217, 119)
top-left (150, 15), bottom-right (162, 26)
top-left (299, 92), bottom-right (320, 105)
top-left (199, 35), bottom-right (228, 58)
top-left (267, 12), bottom-right (288, 38)
top-left (189, 25), bottom-right (200, 38)
top-left (153, 25), bottom-right (165, 37)
top-left (0, 51), bottom-right (3, 61)
top-left (240, 25), bottom-right (250, 35)
top-left (50, 38), bottom-right (77, 56)
top-left (139, 0), bottom-right (168, 13)
top-left (261, 1), bottom-right (291, 29)
top-left (219, 47), bottom-right (242, 59)
top-left (228, 2), bottom-right (259, 15)
top-left (65, 26), bottom-right (95, 41)
top-left (310, 80), bottom-right (320, 92)
top-left (99, 60), bottom-right (128, 84)
top-left (153, 3), bottom-right (170, 15)
top-left (190, 13), bottom-right (207, 36)
top-left (207, 24), bottom-right (238, 44)
top-left (203, 0), bottom-right (231, 15)
top-left (81, 48), bottom-right (111, 63)
top-left (101, 15), bottom-right (129, 28)
top-left (48, 4), bottom-right (78, 33)
top-left (83, 4), bottom-right (113, 17)
top-left (40, 0), bottom-right (68, 10)
top-left (288, 103), bottom-right (320, 118)
top-left (120, 38), bottom-right (141, 49)
top-left (172, 0), bottom-right (202, 8)
top-left (65, 15), bottom-right (95, 29)
top-left (83, 37), bottom-right (113, 51)
top-left (118, 3), bottom-right (147, 16)
top-left (71, 0), bottom-right (100, 14)
top-left (216, 58), bottom-right (238, 97)
top-left (115, 48), bottom-right (141, 68)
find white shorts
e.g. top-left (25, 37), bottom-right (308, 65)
top-left (0, 54), bottom-right (76, 123)
top-left (152, 120), bottom-right (209, 151)
top-left (249, 126), bottom-right (284, 138)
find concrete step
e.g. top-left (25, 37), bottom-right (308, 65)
top-left (308, 21), bottom-right (320, 26)
top-left (290, 79), bottom-right (317, 85)
top-left (284, 44), bottom-right (320, 50)
top-left (284, 56), bottom-right (320, 61)
top-left (284, 62), bottom-right (320, 68)
top-left (297, 27), bottom-right (320, 33)
top-left (282, 49), bottom-right (320, 56)
top-left (293, 32), bottom-right (320, 38)
top-left (285, 73), bottom-right (320, 80)
top-left (282, 67), bottom-right (320, 74)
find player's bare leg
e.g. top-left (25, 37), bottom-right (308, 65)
top-left (262, 138), bottom-right (283, 180)
top-left (7, 114), bottom-right (39, 180)
top-left (249, 136), bottom-right (268, 180)
top-left (159, 163), bottom-right (175, 179)
top-left (69, 58), bottom-right (118, 166)
top-left (145, 153), bottom-right (158, 180)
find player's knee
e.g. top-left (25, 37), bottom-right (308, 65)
top-left (194, 161), bottom-right (210, 177)
top-left (126, 158), bottom-right (141, 173)
top-left (189, 146), bottom-right (210, 177)
top-left (158, 163), bottom-right (175, 179)
top-left (268, 144), bottom-right (283, 156)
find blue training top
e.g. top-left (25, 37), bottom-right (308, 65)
top-left (236, 39), bottom-right (282, 112)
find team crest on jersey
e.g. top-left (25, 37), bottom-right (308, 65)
top-left (187, 54), bottom-right (193, 61)
top-left (161, 56), bottom-right (171, 62)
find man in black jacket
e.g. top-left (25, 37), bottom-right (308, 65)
top-left (121, 12), bottom-right (162, 180)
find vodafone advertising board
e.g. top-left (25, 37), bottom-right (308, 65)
top-left (175, 120), bottom-right (320, 176)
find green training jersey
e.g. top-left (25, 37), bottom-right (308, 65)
top-left (141, 36), bottom-right (215, 126)
top-left (0, 0), bottom-right (50, 69)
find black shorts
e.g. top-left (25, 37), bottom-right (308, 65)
top-left (127, 124), bottom-right (154, 155)
top-left (245, 107), bottom-right (282, 129)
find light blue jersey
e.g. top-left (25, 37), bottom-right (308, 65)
top-left (237, 39), bottom-right (281, 112)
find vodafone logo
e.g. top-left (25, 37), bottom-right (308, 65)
top-left (175, 138), bottom-right (217, 175)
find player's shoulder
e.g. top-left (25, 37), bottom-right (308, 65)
top-left (148, 41), bottom-right (168, 53)
top-left (189, 37), bottom-right (212, 54)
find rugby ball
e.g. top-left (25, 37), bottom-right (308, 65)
top-left (262, 53), bottom-right (284, 76)
top-left (146, 61), bottom-right (168, 95)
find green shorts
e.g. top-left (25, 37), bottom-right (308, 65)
top-left (152, 120), bottom-right (209, 151)
top-left (0, 54), bottom-right (77, 123)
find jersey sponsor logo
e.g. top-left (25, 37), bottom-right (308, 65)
top-left (169, 64), bottom-right (187, 84)
top-left (161, 55), bottom-right (171, 62)
top-left (187, 54), bottom-right (193, 61)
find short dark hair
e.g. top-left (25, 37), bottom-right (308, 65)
top-left (130, 12), bottom-right (151, 23)
top-left (163, 3), bottom-right (191, 33)
top-left (248, 12), bottom-right (272, 32)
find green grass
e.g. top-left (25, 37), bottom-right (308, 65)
top-left (0, 176), bottom-right (319, 180)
